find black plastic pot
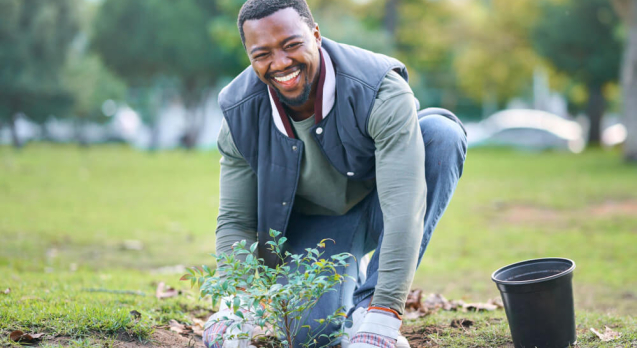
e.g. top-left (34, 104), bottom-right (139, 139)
top-left (492, 258), bottom-right (576, 348)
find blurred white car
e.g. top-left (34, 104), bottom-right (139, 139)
top-left (467, 109), bottom-right (585, 153)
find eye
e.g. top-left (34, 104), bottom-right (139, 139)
top-left (286, 42), bottom-right (302, 49)
top-left (253, 52), bottom-right (269, 60)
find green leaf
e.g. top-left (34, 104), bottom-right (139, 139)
top-left (233, 296), bottom-right (240, 310)
top-left (250, 242), bottom-right (258, 253)
top-left (234, 310), bottom-right (244, 319)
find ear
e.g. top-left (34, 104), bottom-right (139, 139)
top-left (313, 23), bottom-right (322, 47)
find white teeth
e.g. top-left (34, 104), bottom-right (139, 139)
top-left (274, 70), bottom-right (300, 82)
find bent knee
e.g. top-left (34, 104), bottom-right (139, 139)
top-left (419, 114), bottom-right (467, 151)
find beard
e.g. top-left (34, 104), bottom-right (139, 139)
top-left (269, 65), bottom-right (312, 107)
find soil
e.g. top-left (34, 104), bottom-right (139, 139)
top-left (587, 199), bottom-right (637, 217)
top-left (31, 330), bottom-right (206, 348)
top-left (250, 335), bottom-right (284, 348)
top-left (498, 205), bottom-right (563, 226)
top-left (401, 324), bottom-right (446, 347)
top-left (121, 329), bottom-right (206, 348)
top-left (495, 199), bottom-right (637, 227)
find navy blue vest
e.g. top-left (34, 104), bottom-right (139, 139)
top-left (218, 38), bottom-right (408, 265)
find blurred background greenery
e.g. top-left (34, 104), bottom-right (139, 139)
top-left (0, 0), bottom-right (636, 156)
top-left (1, 1), bottom-right (637, 346)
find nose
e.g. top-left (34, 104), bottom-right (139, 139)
top-left (270, 49), bottom-right (293, 72)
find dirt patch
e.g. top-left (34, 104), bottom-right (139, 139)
top-left (30, 330), bottom-right (205, 348)
top-left (401, 324), bottom-right (446, 347)
top-left (498, 205), bottom-right (564, 226)
top-left (135, 329), bottom-right (205, 348)
top-left (587, 200), bottom-right (637, 217)
top-left (495, 199), bottom-right (637, 227)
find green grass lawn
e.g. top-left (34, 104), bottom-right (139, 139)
top-left (1, 145), bottom-right (636, 347)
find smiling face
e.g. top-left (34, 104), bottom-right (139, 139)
top-left (242, 7), bottom-right (321, 110)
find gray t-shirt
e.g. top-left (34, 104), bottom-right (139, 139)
top-left (289, 115), bottom-right (376, 216)
top-left (215, 70), bottom-right (426, 314)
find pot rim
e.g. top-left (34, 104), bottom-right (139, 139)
top-left (491, 257), bottom-right (576, 285)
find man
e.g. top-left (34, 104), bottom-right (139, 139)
top-left (203, 0), bottom-right (467, 347)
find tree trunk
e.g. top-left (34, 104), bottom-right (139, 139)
top-left (75, 117), bottom-right (89, 148)
top-left (149, 119), bottom-right (160, 152)
top-left (40, 123), bottom-right (52, 142)
top-left (182, 100), bottom-right (207, 149)
top-left (9, 113), bottom-right (22, 149)
top-left (181, 108), bottom-right (199, 149)
top-left (384, 0), bottom-right (398, 38)
top-left (622, 0), bottom-right (637, 162)
top-left (586, 84), bottom-right (605, 145)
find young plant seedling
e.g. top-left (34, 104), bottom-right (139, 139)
top-left (182, 229), bottom-right (354, 348)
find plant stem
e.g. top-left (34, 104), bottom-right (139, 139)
top-left (282, 300), bottom-right (293, 347)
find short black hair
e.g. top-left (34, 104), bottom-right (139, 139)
top-left (237, 0), bottom-right (315, 46)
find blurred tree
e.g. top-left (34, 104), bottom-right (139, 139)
top-left (0, 0), bottom-right (79, 147)
top-left (60, 0), bottom-right (126, 146)
top-left (308, 0), bottom-right (394, 54)
top-left (92, 0), bottom-right (244, 149)
top-left (63, 54), bottom-right (126, 146)
top-left (452, 1), bottom-right (541, 112)
top-left (611, 0), bottom-right (637, 162)
top-left (533, 0), bottom-right (622, 144)
top-left (386, 0), bottom-right (542, 118)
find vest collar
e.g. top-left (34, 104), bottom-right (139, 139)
top-left (267, 48), bottom-right (335, 137)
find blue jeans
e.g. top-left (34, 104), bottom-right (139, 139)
top-left (281, 110), bottom-right (467, 347)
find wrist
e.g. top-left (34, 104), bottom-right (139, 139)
top-left (368, 305), bottom-right (402, 320)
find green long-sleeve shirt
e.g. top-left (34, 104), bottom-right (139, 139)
top-left (215, 70), bottom-right (426, 314)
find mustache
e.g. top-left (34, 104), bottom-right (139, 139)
top-left (266, 64), bottom-right (306, 80)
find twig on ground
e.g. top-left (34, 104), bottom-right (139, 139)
top-left (81, 288), bottom-right (146, 296)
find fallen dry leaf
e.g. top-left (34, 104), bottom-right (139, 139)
top-left (169, 319), bottom-right (193, 336)
top-left (9, 330), bottom-right (45, 343)
top-left (405, 289), bottom-right (423, 311)
top-left (403, 308), bottom-right (431, 320)
top-left (2, 288), bottom-right (9, 295)
top-left (590, 326), bottom-right (621, 342)
top-left (487, 297), bottom-right (504, 309)
top-left (130, 310), bottom-right (142, 320)
top-left (404, 289), bottom-right (432, 319)
top-left (463, 302), bottom-right (498, 312)
top-left (450, 318), bottom-right (474, 329)
top-left (422, 293), bottom-right (464, 311)
top-left (191, 318), bottom-right (206, 337)
top-left (403, 291), bottom-right (502, 321)
top-left (9, 331), bottom-right (23, 342)
top-left (156, 282), bottom-right (180, 299)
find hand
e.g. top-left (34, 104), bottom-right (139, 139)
top-left (203, 297), bottom-right (258, 348)
top-left (348, 309), bottom-right (402, 348)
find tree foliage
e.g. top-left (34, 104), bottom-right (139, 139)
top-left (533, 0), bottom-right (622, 143)
top-left (611, 0), bottom-right (637, 161)
top-left (63, 53), bottom-right (126, 123)
top-left (92, 0), bottom-right (247, 148)
top-left (0, 0), bottom-right (79, 146)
